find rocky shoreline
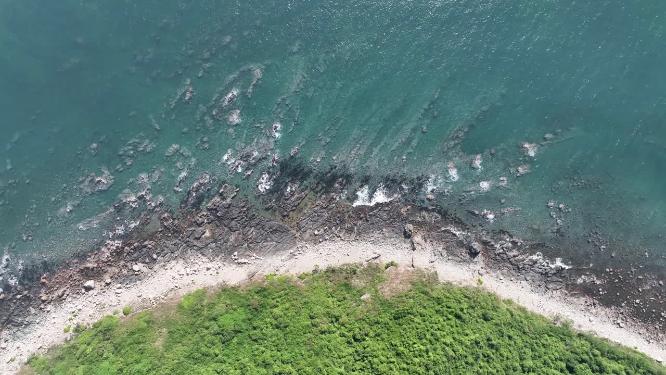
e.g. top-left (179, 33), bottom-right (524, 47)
top-left (1, 171), bottom-right (665, 371)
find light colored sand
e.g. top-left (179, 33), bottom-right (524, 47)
top-left (1, 239), bottom-right (664, 373)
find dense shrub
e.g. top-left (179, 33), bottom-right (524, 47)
top-left (28, 265), bottom-right (664, 374)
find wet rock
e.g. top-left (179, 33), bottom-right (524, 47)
top-left (83, 280), bottom-right (95, 291)
top-left (468, 241), bottom-right (483, 258)
top-left (160, 212), bottom-right (174, 228)
top-left (181, 173), bottom-right (212, 209)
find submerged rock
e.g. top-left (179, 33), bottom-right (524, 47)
top-left (181, 173), bottom-right (212, 209)
top-left (80, 168), bottom-right (114, 194)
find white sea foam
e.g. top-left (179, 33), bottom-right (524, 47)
top-left (271, 122), bottom-right (282, 139)
top-left (424, 175), bottom-right (439, 193)
top-left (516, 164), bottom-right (531, 176)
top-left (257, 172), bottom-right (273, 193)
top-left (447, 162), bottom-right (459, 182)
top-left (471, 154), bottom-right (483, 170)
top-left (481, 209), bottom-right (495, 223)
top-left (352, 185), bottom-right (398, 207)
top-left (527, 252), bottom-right (572, 270)
top-left (227, 109), bottom-right (241, 125)
top-left (222, 149), bottom-right (233, 164)
top-left (165, 144), bottom-right (181, 157)
top-left (222, 88), bottom-right (238, 107)
top-left (521, 142), bottom-right (539, 157)
top-left (552, 258), bottom-right (572, 270)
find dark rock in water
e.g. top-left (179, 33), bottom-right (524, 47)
top-left (181, 173), bottom-right (212, 209)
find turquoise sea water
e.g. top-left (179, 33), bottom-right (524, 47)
top-left (1, 1), bottom-right (666, 277)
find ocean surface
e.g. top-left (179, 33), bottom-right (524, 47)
top-left (1, 1), bottom-right (666, 282)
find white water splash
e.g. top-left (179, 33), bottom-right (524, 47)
top-left (257, 172), bottom-right (274, 194)
top-left (352, 185), bottom-right (399, 207)
top-left (521, 142), bottom-right (539, 157)
top-left (227, 109), bottom-right (241, 125)
top-left (471, 154), bottom-right (483, 170)
top-left (447, 162), bottom-right (459, 182)
top-left (271, 122), bottom-right (282, 139)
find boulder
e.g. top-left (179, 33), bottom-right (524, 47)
top-left (403, 223), bottom-right (414, 239)
top-left (468, 241), bottom-right (483, 257)
top-left (83, 280), bottom-right (95, 291)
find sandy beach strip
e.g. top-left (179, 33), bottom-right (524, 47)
top-left (1, 238), bottom-right (664, 373)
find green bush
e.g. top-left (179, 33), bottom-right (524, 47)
top-left (122, 306), bottom-right (133, 316)
top-left (28, 265), bottom-right (665, 375)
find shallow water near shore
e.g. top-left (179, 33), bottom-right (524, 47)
top-left (1, 1), bottom-right (666, 284)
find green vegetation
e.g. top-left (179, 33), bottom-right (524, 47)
top-left (28, 265), bottom-right (664, 374)
top-left (122, 306), bottom-right (133, 316)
